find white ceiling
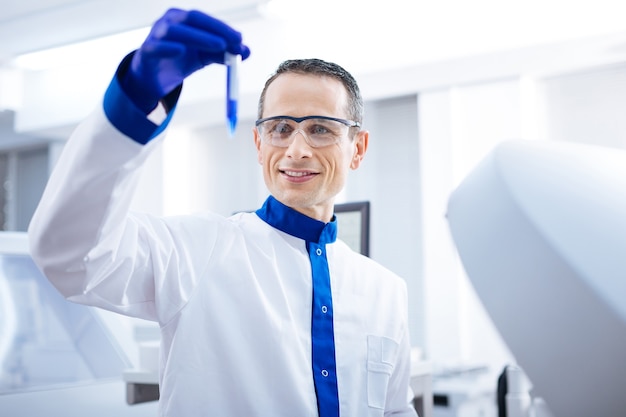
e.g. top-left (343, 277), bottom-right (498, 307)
top-left (3, 0), bottom-right (626, 142)
top-left (4, 0), bottom-right (626, 66)
top-left (0, 0), bottom-right (266, 63)
top-left (3, 0), bottom-right (626, 74)
top-left (0, 0), bottom-right (267, 145)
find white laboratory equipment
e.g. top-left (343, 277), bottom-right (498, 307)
top-left (447, 139), bottom-right (626, 416)
top-left (0, 231), bottom-right (157, 417)
top-left (500, 364), bottom-right (554, 417)
top-left (502, 365), bottom-right (531, 417)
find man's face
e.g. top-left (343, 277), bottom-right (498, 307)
top-left (254, 73), bottom-right (368, 222)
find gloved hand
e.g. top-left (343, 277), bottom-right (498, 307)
top-left (120, 8), bottom-right (251, 113)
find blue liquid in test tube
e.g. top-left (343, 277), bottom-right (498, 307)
top-left (225, 52), bottom-right (240, 136)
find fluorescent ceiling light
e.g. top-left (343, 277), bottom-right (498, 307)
top-left (12, 27), bottom-right (150, 71)
top-left (11, 2), bottom-right (270, 72)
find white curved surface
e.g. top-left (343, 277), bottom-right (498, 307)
top-left (447, 139), bottom-right (626, 417)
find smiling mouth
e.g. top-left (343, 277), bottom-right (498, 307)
top-left (279, 169), bottom-right (319, 182)
top-left (282, 170), bottom-right (316, 177)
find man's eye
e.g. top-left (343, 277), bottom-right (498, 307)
top-left (273, 122), bottom-right (294, 135)
top-left (310, 125), bottom-right (332, 135)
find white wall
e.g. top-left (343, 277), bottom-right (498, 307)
top-left (539, 63), bottom-right (626, 148)
top-left (347, 96), bottom-right (424, 348)
top-left (418, 79), bottom-right (532, 369)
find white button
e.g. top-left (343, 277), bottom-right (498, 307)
top-left (316, 248), bottom-right (322, 256)
top-left (321, 305), bottom-right (328, 314)
top-left (321, 369), bottom-right (329, 377)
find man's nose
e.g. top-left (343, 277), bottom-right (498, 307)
top-left (285, 130), bottom-right (313, 158)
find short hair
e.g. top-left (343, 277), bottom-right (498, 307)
top-left (257, 58), bottom-right (364, 125)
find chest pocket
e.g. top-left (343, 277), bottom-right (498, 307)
top-left (367, 334), bottom-right (399, 410)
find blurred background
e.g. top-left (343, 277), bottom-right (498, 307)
top-left (1, 1), bottom-right (626, 415)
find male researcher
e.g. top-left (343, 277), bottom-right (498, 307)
top-left (29, 8), bottom-right (418, 417)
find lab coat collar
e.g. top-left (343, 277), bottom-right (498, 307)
top-left (256, 196), bottom-right (337, 244)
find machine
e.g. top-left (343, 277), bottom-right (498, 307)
top-left (447, 139), bottom-right (626, 416)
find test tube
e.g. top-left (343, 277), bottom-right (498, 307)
top-left (225, 52), bottom-right (240, 136)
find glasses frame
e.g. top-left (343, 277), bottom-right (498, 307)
top-left (255, 115), bottom-right (361, 148)
top-left (255, 115), bottom-right (361, 128)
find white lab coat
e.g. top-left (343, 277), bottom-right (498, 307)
top-left (29, 96), bottom-right (417, 417)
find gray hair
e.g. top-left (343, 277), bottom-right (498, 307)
top-left (257, 58), bottom-right (364, 126)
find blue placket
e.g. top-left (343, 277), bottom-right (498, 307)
top-left (308, 238), bottom-right (340, 417)
top-left (256, 196), bottom-right (339, 417)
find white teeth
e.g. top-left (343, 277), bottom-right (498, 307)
top-left (284, 170), bottom-right (310, 177)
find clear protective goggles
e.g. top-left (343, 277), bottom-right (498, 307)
top-left (255, 115), bottom-right (360, 148)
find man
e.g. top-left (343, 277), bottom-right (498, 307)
top-left (28, 8), bottom-right (417, 417)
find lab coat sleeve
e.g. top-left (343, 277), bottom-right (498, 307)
top-left (28, 67), bottom-right (198, 323)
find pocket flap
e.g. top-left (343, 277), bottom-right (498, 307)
top-left (367, 335), bottom-right (399, 373)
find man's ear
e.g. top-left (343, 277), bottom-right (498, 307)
top-left (253, 127), bottom-right (263, 165)
top-left (350, 130), bottom-right (369, 170)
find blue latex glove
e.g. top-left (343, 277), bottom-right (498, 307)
top-left (120, 8), bottom-right (251, 113)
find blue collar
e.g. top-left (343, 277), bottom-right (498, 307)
top-left (256, 196), bottom-right (337, 244)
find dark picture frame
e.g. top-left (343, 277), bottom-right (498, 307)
top-left (334, 201), bottom-right (370, 257)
